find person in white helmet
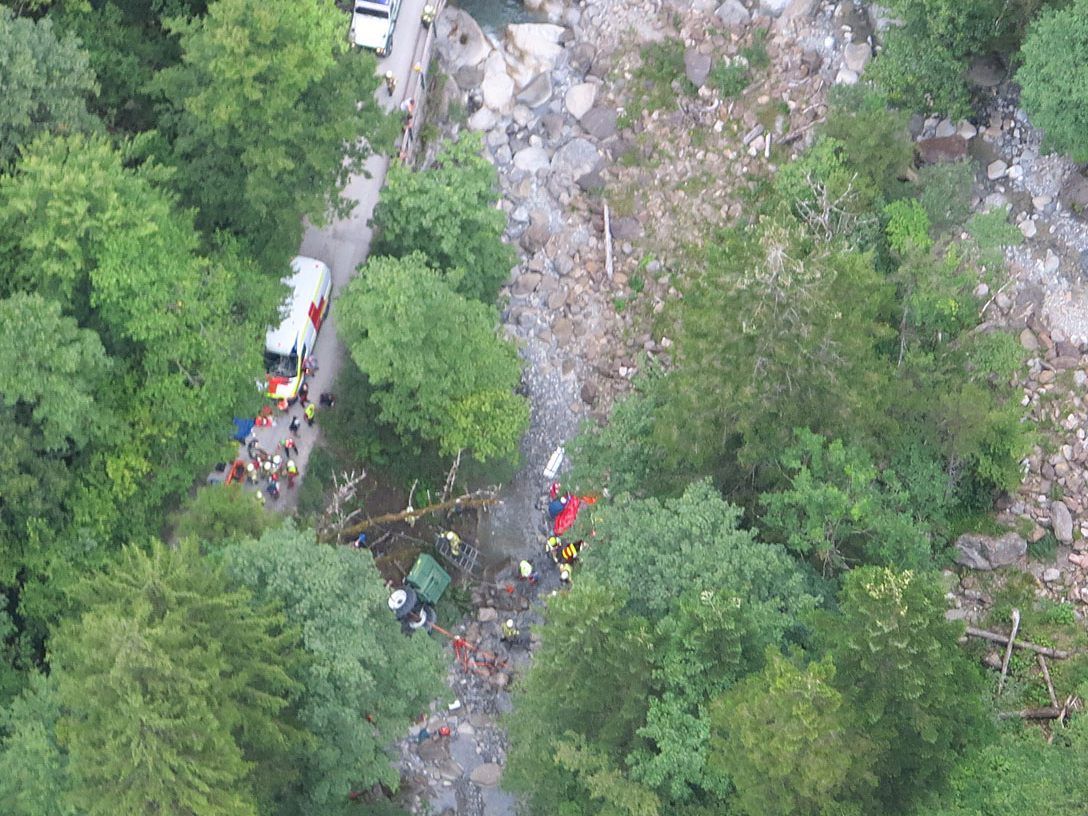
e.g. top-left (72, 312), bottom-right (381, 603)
top-left (444, 530), bottom-right (462, 557)
top-left (501, 618), bottom-right (519, 641)
top-left (384, 71), bottom-right (396, 94)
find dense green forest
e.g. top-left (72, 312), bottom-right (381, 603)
top-left (2, 0), bottom-right (1088, 814)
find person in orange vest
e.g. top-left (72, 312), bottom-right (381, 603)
top-left (282, 437), bottom-right (297, 457)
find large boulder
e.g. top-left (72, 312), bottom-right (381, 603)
top-left (759, 0), bottom-right (790, 16)
top-left (551, 137), bottom-right (601, 180)
top-left (435, 9), bottom-right (491, 71)
top-left (513, 146), bottom-right (551, 173)
top-left (715, 0), bottom-right (751, 27)
top-left (915, 136), bottom-right (968, 164)
top-left (1052, 501), bottom-right (1074, 544)
top-left (517, 73), bottom-right (553, 107)
top-left (470, 762), bottom-right (503, 787)
top-left (953, 532), bottom-right (1027, 570)
top-left (843, 42), bottom-right (872, 74)
top-left (564, 82), bottom-right (598, 119)
top-left (505, 23), bottom-right (567, 76)
top-left (581, 106), bottom-right (618, 140)
top-left (481, 71), bottom-right (514, 112)
top-left (684, 49), bottom-right (713, 87)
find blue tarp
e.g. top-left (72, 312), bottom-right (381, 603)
top-left (232, 417), bottom-right (255, 442)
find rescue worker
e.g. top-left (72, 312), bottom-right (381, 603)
top-left (289, 415), bottom-right (301, 435)
top-left (286, 459), bottom-right (298, 488)
top-left (501, 618), bottom-right (519, 642)
top-left (556, 539), bottom-right (582, 565)
top-left (558, 565), bottom-right (573, 585)
top-left (305, 402), bottom-right (317, 427)
top-left (282, 437), bottom-right (297, 457)
top-left (384, 70), bottom-right (396, 94)
top-left (299, 382), bottom-right (310, 406)
top-left (518, 559), bottom-right (537, 584)
top-left (444, 530), bottom-right (462, 557)
top-left (422, 3), bottom-right (436, 27)
top-left (319, 392), bottom-right (336, 408)
top-left (246, 462), bottom-right (259, 484)
top-left (546, 535), bottom-right (562, 560)
top-left (255, 489), bottom-right (265, 507)
top-left (272, 454), bottom-right (283, 474)
top-left (266, 479), bottom-right (279, 500)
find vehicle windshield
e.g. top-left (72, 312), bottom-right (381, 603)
top-left (264, 350), bottom-right (298, 379)
top-left (355, 6), bottom-right (389, 17)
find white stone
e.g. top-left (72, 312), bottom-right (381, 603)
top-left (513, 146), bottom-right (551, 173)
top-left (1043, 567), bottom-right (1061, 583)
top-left (434, 9), bottom-right (491, 70)
top-left (505, 23), bottom-right (566, 71)
top-left (481, 71), bottom-right (515, 112)
top-left (758, 0), bottom-right (790, 16)
top-left (987, 159), bottom-right (1008, 180)
top-left (957, 121), bottom-right (978, 139)
top-left (1033, 194), bottom-right (1053, 210)
top-left (835, 67), bottom-right (859, 85)
top-left (1007, 164), bottom-right (1024, 181)
top-left (1019, 219), bottom-right (1037, 238)
top-left (564, 82), bottom-right (598, 120)
top-left (467, 107), bottom-right (497, 132)
top-left (843, 42), bottom-right (872, 74)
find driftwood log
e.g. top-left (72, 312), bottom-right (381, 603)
top-left (963, 626), bottom-right (1072, 659)
top-left (998, 707), bottom-right (1064, 720)
top-left (328, 491), bottom-right (499, 543)
top-left (997, 609), bottom-right (1021, 694)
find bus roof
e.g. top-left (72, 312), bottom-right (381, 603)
top-left (265, 256), bottom-right (330, 357)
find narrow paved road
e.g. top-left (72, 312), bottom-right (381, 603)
top-left (248, 0), bottom-right (432, 511)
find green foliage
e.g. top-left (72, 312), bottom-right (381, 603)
top-left (885, 199), bottom-right (934, 255)
top-left (49, 541), bottom-right (304, 816)
top-left (504, 579), bottom-right (657, 816)
top-left (818, 568), bottom-right (992, 810)
top-left (0, 8), bottom-right (100, 166)
top-left (709, 651), bottom-right (877, 816)
top-left (962, 330), bottom-right (1025, 385)
top-left (916, 162), bottom-right (975, 235)
top-left (222, 525), bottom-right (446, 815)
top-left (0, 674), bottom-right (76, 816)
top-left (964, 206), bottom-right (1023, 270)
top-left (868, 31), bottom-right (971, 118)
top-left (173, 484), bottom-right (273, 549)
top-left (156, 0), bottom-right (385, 262)
top-left (370, 133), bottom-right (516, 302)
top-left (894, 248), bottom-right (976, 345)
top-left (588, 480), bottom-right (816, 624)
top-left (338, 253), bottom-right (528, 461)
top-left (657, 212), bottom-right (892, 472)
top-left (761, 429), bottom-right (935, 571)
top-left (626, 39), bottom-right (693, 116)
top-left (1018, 0), bottom-right (1088, 162)
top-left (740, 29), bottom-right (771, 71)
top-left (821, 85), bottom-right (914, 201)
top-left (709, 61), bottom-right (749, 97)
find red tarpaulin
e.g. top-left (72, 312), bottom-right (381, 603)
top-left (554, 495), bottom-right (596, 536)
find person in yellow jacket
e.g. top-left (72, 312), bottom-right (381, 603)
top-left (444, 530), bottom-right (462, 557)
top-left (500, 618), bottom-right (519, 641)
top-left (304, 402), bottom-right (316, 427)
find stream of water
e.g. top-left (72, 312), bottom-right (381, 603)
top-left (450, 0), bottom-right (543, 35)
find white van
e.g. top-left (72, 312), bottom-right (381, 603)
top-left (264, 256), bottom-right (332, 400)
top-left (349, 0), bottom-right (400, 56)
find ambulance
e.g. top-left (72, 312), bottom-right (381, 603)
top-left (264, 256), bottom-right (332, 400)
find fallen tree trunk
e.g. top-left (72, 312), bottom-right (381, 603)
top-left (327, 492), bottom-right (500, 543)
top-left (964, 626), bottom-right (1072, 659)
top-left (998, 707), bottom-right (1063, 721)
top-left (997, 609), bottom-right (1021, 694)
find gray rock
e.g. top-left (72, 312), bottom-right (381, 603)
top-left (494, 144), bottom-right (512, 165)
top-left (565, 82), bottom-right (598, 120)
top-left (521, 211), bottom-right (551, 251)
top-left (835, 67), bottom-right (859, 86)
top-left (967, 55), bottom-right (1004, 88)
top-left (986, 159), bottom-right (1008, 180)
top-left (1059, 173), bottom-right (1088, 212)
top-left (1019, 219), bottom-right (1037, 239)
top-left (843, 42), bottom-right (871, 74)
top-left (580, 381), bottom-right (598, 405)
top-left (517, 73), bottom-right (553, 107)
top-left (1043, 567), bottom-right (1062, 583)
top-left (934, 118), bottom-right (957, 138)
top-left (435, 9), bottom-right (491, 71)
top-left (568, 41), bottom-right (596, 76)
top-left (610, 216), bottom-right (641, 240)
top-left (1020, 329), bottom-right (1040, 351)
top-left (513, 272), bottom-right (541, 295)
top-left (684, 49), bottom-right (713, 87)
top-left (759, 0), bottom-right (790, 16)
top-left (513, 146), bottom-right (550, 173)
top-left (715, 0), bottom-right (751, 27)
top-left (1052, 501), bottom-right (1074, 544)
top-left (477, 606), bottom-right (498, 622)
top-left (551, 137), bottom-right (601, 179)
top-left (953, 532), bottom-right (1027, 570)
top-left (540, 112), bottom-right (566, 141)
top-left (454, 64), bottom-right (484, 90)
top-left (778, 0), bottom-right (816, 24)
top-left (581, 106), bottom-right (618, 140)
top-left (470, 762), bottom-right (503, 787)
top-left (576, 168), bottom-right (605, 191)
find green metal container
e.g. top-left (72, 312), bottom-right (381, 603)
top-left (407, 554), bottom-right (451, 606)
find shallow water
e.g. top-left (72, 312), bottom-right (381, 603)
top-left (451, 0), bottom-right (543, 35)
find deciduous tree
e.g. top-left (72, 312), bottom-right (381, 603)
top-left (222, 524), bottom-right (446, 815)
top-left (371, 133), bottom-right (516, 302)
top-left (338, 253), bottom-right (528, 461)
